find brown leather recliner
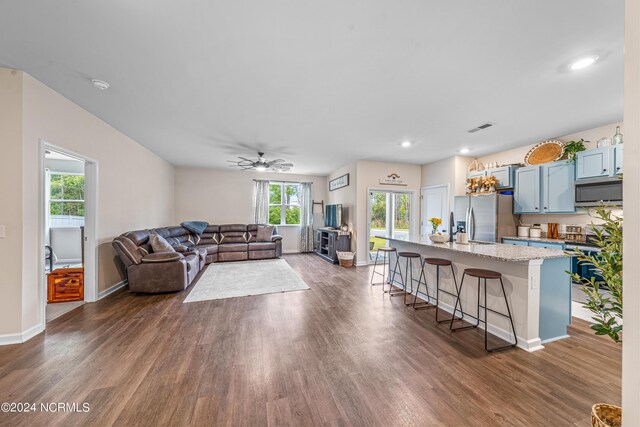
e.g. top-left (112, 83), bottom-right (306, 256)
top-left (112, 224), bottom-right (283, 293)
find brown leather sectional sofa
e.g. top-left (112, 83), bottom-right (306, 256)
top-left (112, 224), bottom-right (282, 293)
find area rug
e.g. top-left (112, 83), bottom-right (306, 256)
top-left (183, 258), bottom-right (309, 303)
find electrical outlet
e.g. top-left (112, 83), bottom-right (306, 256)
top-left (0, 225), bottom-right (5, 238)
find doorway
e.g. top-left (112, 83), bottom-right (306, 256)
top-left (40, 142), bottom-right (98, 324)
top-left (421, 185), bottom-right (450, 237)
top-left (367, 190), bottom-right (413, 262)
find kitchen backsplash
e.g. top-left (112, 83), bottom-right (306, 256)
top-left (519, 208), bottom-right (623, 236)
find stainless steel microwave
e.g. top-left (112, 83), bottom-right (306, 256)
top-left (574, 177), bottom-right (623, 207)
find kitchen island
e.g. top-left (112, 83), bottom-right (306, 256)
top-left (381, 235), bottom-right (572, 352)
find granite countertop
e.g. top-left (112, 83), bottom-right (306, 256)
top-left (502, 236), bottom-right (568, 244)
top-left (380, 235), bottom-right (568, 262)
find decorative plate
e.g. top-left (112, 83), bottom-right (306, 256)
top-left (524, 140), bottom-right (565, 165)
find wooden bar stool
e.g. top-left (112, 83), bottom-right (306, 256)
top-left (449, 268), bottom-right (518, 352)
top-left (370, 247), bottom-right (397, 287)
top-left (413, 258), bottom-right (464, 324)
top-left (388, 252), bottom-right (421, 305)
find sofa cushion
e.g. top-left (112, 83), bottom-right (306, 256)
top-left (249, 242), bottom-right (276, 251)
top-left (124, 230), bottom-right (151, 246)
top-left (141, 252), bottom-right (184, 263)
top-left (257, 225), bottom-right (275, 242)
top-left (218, 243), bottom-right (248, 253)
top-left (150, 233), bottom-right (176, 253)
top-left (194, 244), bottom-right (218, 254)
top-left (219, 228), bottom-right (248, 244)
top-left (113, 236), bottom-right (143, 265)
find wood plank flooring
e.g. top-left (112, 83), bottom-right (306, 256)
top-left (0, 254), bottom-right (621, 426)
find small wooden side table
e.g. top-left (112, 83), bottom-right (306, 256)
top-left (47, 268), bottom-right (84, 303)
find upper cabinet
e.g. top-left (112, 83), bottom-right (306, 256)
top-left (466, 166), bottom-right (513, 188)
top-left (576, 146), bottom-right (618, 179)
top-left (514, 166), bottom-right (540, 213)
top-left (542, 161), bottom-right (575, 213)
top-left (489, 166), bottom-right (513, 189)
top-left (467, 170), bottom-right (487, 179)
top-left (614, 145), bottom-right (623, 175)
top-left (514, 161), bottom-right (575, 214)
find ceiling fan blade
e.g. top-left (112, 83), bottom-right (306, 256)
top-left (237, 156), bottom-right (255, 162)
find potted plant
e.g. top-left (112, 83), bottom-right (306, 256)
top-left (566, 205), bottom-right (622, 427)
top-left (563, 138), bottom-right (588, 162)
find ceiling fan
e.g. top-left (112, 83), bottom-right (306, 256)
top-left (227, 152), bottom-right (293, 172)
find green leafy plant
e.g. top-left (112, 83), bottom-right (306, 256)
top-left (563, 139), bottom-right (588, 162)
top-left (566, 206), bottom-right (623, 342)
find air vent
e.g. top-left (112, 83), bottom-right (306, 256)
top-left (467, 122), bottom-right (495, 133)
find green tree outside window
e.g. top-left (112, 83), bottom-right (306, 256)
top-left (50, 173), bottom-right (85, 217)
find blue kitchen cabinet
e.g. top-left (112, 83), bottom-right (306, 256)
top-left (502, 239), bottom-right (529, 246)
top-left (528, 241), bottom-right (564, 250)
top-left (514, 166), bottom-right (540, 213)
top-left (576, 147), bottom-right (611, 179)
top-left (542, 161), bottom-right (575, 213)
top-left (466, 170), bottom-right (487, 179)
top-left (487, 166), bottom-right (513, 189)
top-left (614, 144), bottom-right (623, 175)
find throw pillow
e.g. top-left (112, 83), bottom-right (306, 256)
top-left (257, 225), bottom-right (275, 242)
top-left (180, 221), bottom-right (209, 235)
top-left (150, 233), bottom-right (176, 253)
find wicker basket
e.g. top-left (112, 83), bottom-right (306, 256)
top-left (591, 403), bottom-right (621, 427)
top-left (337, 251), bottom-right (355, 268)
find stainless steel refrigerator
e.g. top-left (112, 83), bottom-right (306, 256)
top-left (454, 194), bottom-right (517, 243)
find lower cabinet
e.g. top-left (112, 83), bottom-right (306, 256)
top-left (502, 239), bottom-right (529, 246)
top-left (315, 229), bottom-right (351, 264)
top-left (502, 239), bottom-right (564, 251)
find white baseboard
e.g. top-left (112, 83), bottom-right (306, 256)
top-left (98, 280), bottom-right (128, 300)
top-left (407, 287), bottom-right (546, 352)
top-left (0, 323), bottom-right (45, 346)
top-left (283, 249), bottom-right (302, 254)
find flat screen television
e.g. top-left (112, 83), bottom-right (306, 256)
top-left (325, 204), bottom-right (342, 229)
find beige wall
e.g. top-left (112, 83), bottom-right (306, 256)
top-left (0, 68), bottom-right (176, 339)
top-left (327, 162), bottom-right (357, 251)
top-left (421, 156), bottom-right (474, 213)
top-left (623, 0), bottom-right (640, 423)
top-left (355, 160), bottom-right (422, 265)
top-left (0, 69), bottom-right (24, 335)
top-left (174, 167), bottom-right (327, 253)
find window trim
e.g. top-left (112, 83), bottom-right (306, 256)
top-left (268, 181), bottom-right (301, 226)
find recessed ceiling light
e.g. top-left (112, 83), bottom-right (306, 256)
top-left (569, 56), bottom-right (599, 71)
top-left (401, 141), bottom-right (412, 148)
top-left (460, 148), bottom-right (470, 154)
top-left (91, 79), bottom-right (110, 90)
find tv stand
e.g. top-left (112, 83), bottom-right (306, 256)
top-left (315, 228), bottom-right (351, 264)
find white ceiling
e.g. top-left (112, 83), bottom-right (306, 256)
top-left (0, 1), bottom-right (623, 175)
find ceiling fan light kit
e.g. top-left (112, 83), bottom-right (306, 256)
top-left (228, 152), bottom-right (293, 172)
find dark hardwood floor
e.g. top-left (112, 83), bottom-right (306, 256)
top-left (0, 254), bottom-right (621, 426)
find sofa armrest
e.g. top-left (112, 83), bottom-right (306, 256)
top-left (271, 234), bottom-right (283, 242)
top-left (141, 252), bottom-right (184, 263)
top-left (173, 244), bottom-right (190, 252)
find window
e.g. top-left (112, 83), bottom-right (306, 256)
top-left (269, 182), bottom-right (300, 225)
top-left (50, 173), bottom-right (85, 217)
